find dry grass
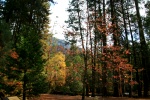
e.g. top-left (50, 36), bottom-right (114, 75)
top-left (27, 94), bottom-right (150, 100)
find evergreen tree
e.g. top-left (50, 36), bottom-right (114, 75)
top-left (145, 1), bottom-right (150, 38)
top-left (1, 0), bottom-right (50, 100)
top-left (3, 26), bottom-right (48, 99)
top-left (134, 0), bottom-right (150, 97)
top-left (66, 0), bottom-right (88, 99)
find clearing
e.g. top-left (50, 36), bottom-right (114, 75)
top-left (28, 94), bottom-right (150, 100)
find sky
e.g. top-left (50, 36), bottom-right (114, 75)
top-left (50, 0), bottom-right (148, 40)
top-left (50, 0), bottom-right (69, 40)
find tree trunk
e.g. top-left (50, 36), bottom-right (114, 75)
top-left (76, 2), bottom-right (87, 100)
top-left (86, 2), bottom-right (89, 96)
top-left (110, 0), bottom-right (119, 97)
top-left (102, 0), bottom-right (107, 97)
top-left (136, 69), bottom-right (142, 97)
top-left (134, 0), bottom-right (149, 97)
top-left (126, 3), bottom-right (142, 97)
top-left (121, 0), bottom-right (132, 97)
top-left (91, 0), bottom-right (97, 97)
top-left (23, 71), bottom-right (27, 100)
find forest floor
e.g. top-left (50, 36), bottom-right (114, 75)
top-left (28, 94), bottom-right (150, 100)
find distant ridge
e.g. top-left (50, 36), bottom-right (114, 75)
top-left (52, 37), bottom-right (70, 49)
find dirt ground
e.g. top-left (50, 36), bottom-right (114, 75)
top-left (27, 94), bottom-right (150, 100)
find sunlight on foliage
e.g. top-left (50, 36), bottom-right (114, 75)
top-left (47, 52), bottom-right (66, 88)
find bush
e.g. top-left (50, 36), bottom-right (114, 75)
top-left (69, 81), bottom-right (83, 95)
top-left (51, 80), bottom-right (83, 95)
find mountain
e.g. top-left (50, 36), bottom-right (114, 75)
top-left (52, 37), bottom-right (70, 49)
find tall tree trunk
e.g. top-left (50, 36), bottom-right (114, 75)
top-left (86, 0), bottom-right (90, 96)
top-left (121, 0), bottom-right (129, 49)
top-left (89, 5), bottom-right (94, 98)
top-left (102, 0), bottom-right (107, 97)
top-left (92, 0), bottom-right (97, 97)
top-left (76, 2), bottom-right (87, 100)
top-left (134, 0), bottom-right (149, 97)
top-left (96, 0), bottom-right (102, 95)
top-left (126, 3), bottom-right (142, 97)
top-left (110, 0), bottom-right (119, 97)
top-left (121, 0), bottom-right (131, 97)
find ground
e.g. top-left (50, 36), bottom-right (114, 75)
top-left (28, 94), bottom-right (150, 100)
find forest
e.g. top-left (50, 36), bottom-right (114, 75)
top-left (0, 0), bottom-right (150, 100)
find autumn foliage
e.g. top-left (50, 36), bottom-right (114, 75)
top-left (10, 49), bottom-right (19, 60)
top-left (46, 52), bottom-right (66, 88)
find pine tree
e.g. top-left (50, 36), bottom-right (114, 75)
top-left (145, 1), bottom-right (150, 38)
top-left (66, 0), bottom-right (88, 99)
top-left (1, 0), bottom-right (50, 99)
top-left (134, 0), bottom-right (150, 97)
